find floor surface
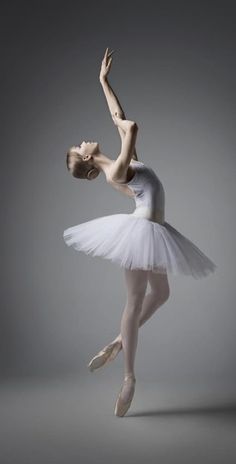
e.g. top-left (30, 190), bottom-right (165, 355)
top-left (1, 373), bottom-right (236, 464)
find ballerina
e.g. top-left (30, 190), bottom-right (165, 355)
top-left (63, 47), bottom-right (217, 417)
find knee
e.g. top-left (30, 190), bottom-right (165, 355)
top-left (163, 285), bottom-right (170, 302)
top-left (152, 282), bottom-right (170, 303)
top-left (127, 294), bottom-right (144, 315)
top-left (160, 282), bottom-right (170, 302)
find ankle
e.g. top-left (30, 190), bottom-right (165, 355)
top-left (124, 373), bottom-right (136, 382)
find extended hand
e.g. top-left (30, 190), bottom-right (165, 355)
top-left (99, 47), bottom-right (115, 81)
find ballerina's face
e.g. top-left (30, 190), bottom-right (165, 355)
top-left (73, 141), bottom-right (100, 158)
top-left (69, 141), bottom-right (100, 180)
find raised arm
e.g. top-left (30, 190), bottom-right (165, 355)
top-left (99, 48), bottom-right (138, 161)
top-left (110, 113), bottom-right (138, 180)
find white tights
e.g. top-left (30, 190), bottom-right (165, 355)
top-left (116, 269), bottom-right (170, 379)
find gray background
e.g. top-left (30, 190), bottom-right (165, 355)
top-left (1, 1), bottom-right (236, 463)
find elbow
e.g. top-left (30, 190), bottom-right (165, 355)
top-left (129, 121), bottom-right (138, 131)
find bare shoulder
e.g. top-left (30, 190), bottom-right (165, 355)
top-left (107, 160), bottom-right (135, 184)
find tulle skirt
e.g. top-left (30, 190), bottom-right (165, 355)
top-left (63, 213), bottom-right (217, 279)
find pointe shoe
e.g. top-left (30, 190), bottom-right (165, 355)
top-left (114, 374), bottom-right (136, 417)
top-left (87, 340), bottom-right (122, 372)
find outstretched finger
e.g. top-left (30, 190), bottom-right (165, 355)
top-left (107, 56), bottom-right (113, 67)
top-left (104, 47), bottom-right (109, 59)
top-left (102, 47), bottom-right (108, 61)
top-left (108, 49), bottom-right (115, 58)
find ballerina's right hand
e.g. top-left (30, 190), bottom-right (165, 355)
top-left (99, 47), bottom-right (115, 81)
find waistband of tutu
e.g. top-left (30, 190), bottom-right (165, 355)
top-left (131, 206), bottom-right (165, 224)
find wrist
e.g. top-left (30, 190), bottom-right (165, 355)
top-left (100, 76), bottom-right (108, 85)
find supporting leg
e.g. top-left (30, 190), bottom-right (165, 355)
top-left (120, 268), bottom-right (148, 378)
top-left (114, 268), bottom-right (148, 412)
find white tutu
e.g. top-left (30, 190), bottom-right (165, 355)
top-left (63, 213), bottom-right (217, 279)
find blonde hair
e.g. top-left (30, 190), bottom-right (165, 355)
top-left (66, 147), bottom-right (93, 179)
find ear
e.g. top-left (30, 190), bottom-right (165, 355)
top-left (87, 167), bottom-right (99, 180)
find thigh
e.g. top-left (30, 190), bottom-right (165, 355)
top-left (124, 268), bottom-right (149, 303)
top-left (148, 270), bottom-right (170, 299)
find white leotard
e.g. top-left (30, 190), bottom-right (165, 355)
top-left (123, 160), bottom-right (165, 224)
